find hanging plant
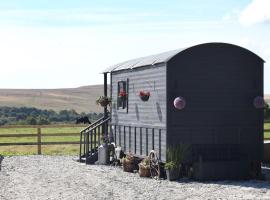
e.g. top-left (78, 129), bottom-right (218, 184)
top-left (96, 96), bottom-right (111, 107)
top-left (138, 91), bottom-right (150, 101)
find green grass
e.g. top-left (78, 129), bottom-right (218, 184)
top-left (265, 123), bottom-right (270, 139)
top-left (1, 124), bottom-right (269, 156)
top-left (0, 126), bottom-right (86, 155)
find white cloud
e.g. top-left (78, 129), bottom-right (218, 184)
top-left (239, 0), bottom-right (270, 26)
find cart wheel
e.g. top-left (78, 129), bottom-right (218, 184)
top-left (149, 150), bottom-right (160, 179)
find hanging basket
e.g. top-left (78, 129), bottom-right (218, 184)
top-left (138, 91), bottom-right (150, 102)
top-left (96, 96), bottom-right (111, 107)
top-left (99, 100), bottom-right (109, 107)
top-left (140, 95), bottom-right (150, 102)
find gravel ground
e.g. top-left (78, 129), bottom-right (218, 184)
top-left (1, 156), bottom-right (270, 200)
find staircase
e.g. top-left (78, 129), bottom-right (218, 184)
top-left (79, 116), bottom-right (111, 164)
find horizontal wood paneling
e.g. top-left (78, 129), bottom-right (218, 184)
top-left (111, 65), bottom-right (167, 161)
top-left (111, 65), bottom-right (166, 127)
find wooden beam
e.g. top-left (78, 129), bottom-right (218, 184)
top-left (37, 127), bottom-right (41, 155)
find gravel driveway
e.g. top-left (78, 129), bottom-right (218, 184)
top-left (0, 156), bottom-right (270, 200)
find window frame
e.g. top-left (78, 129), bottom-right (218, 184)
top-left (117, 79), bottom-right (128, 113)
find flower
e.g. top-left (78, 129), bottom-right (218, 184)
top-left (119, 89), bottom-right (127, 98)
top-left (138, 91), bottom-right (150, 97)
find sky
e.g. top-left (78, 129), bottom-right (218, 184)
top-left (0, 0), bottom-right (269, 93)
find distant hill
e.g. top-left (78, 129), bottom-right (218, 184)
top-left (266, 94), bottom-right (270, 104)
top-left (0, 85), bottom-right (105, 113)
top-left (0, 85), bottom-right (269, 113)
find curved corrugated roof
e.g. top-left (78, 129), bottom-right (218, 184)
top-left (103, 48), bottom-right (185, 73)
top-left (103, 43), bottom-right (264, 73)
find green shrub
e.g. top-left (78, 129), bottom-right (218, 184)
top-left (166, 144), bottom-right (191, 168)
top-left (165, 161), bottom-right (177, 170)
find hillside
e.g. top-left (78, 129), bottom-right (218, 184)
top-left (0, 85), bottom-right (104, 113)
top-left (0, 85), bottom-right (269, 113)
top-left (265, 94), bottom-right (270, 104)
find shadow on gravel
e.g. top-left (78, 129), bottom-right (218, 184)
top-left (173, 168), bottom-right (270, 190)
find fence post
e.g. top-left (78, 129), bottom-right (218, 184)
top-left (37, 127), bottom-right (41, 155)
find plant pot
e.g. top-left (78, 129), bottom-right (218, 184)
top-left (119, 96), bottom-right (126, 101)
top-left (99, 100), bottom-right (109, 107)
top-left (123, 159), bottom-right (135, 172)
top-left (140, 95), bottom-right (149, 101)
top-left (166, 168), bottom-right (180, 181)
top-left (139, 164), bottom-right (151, 177)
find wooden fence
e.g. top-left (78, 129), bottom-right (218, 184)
top-left (0, 123), bottom-right (270, 155)
top-left (0, 124), bottom-right (87, 154)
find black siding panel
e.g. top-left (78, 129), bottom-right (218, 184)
top-left (167, 44), bottom-right (263, 179)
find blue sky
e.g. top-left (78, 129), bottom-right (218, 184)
top-left (0, 0), bottom-right (269, 93)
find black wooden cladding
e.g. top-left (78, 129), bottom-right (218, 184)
top-left (109, 43), bottom-right (264, 179)
top-left (166, 44), bottom-right (264, 166)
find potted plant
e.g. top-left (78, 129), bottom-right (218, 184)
top-left (165, 161), bottom-right (179, 181)
top-left (138, 91), bottom-right (150, 101)
top-left (122, 153), bottom-right (135, 172)
top-left (138, 157), bottom-right (151, 177)
top-left (165, 144), bottom-right (190, 181)
top-left (96, 96), bottom-right (111, 107)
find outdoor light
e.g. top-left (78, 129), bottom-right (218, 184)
top-left (174, 96), bottom-right (186, 110)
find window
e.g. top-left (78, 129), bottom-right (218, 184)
top-left (117, 80), bottom-right (128, 110)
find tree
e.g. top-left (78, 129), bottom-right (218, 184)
top-left (37, 117), bottom-right (50, 125)
top-left (25, 116), bottom-right (37, 125)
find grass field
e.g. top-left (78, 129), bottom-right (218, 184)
top-left (265, 123), bottom-right (270, 139)
top-left (0, 126), bottom-right (87, 156)
top-left (0, 124), bottom-right (269, 156)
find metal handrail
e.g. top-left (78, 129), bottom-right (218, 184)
top-left (84, 117), bottom-right (111, 133)
top-left (79, 117), bottom-right (111, 162)
top-left (80, 116), bottom-right (104, 133)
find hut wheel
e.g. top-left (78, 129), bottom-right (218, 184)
top-left (149, 150), bottom-right (160, 179)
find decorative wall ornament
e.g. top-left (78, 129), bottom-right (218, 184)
top-left (253, 96), bottom-right (264, 109)
top-left (174, 97), bottom-right (186, 110)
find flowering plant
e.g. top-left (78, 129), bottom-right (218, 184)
top-left (138, 91), bottom-right (150, 97)
top-left (138, 91), bottom-right (150, 101)
top-left (118, 89), bottom-right (127, 98)
top-left (96, 96), bottom-right (111, 107)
